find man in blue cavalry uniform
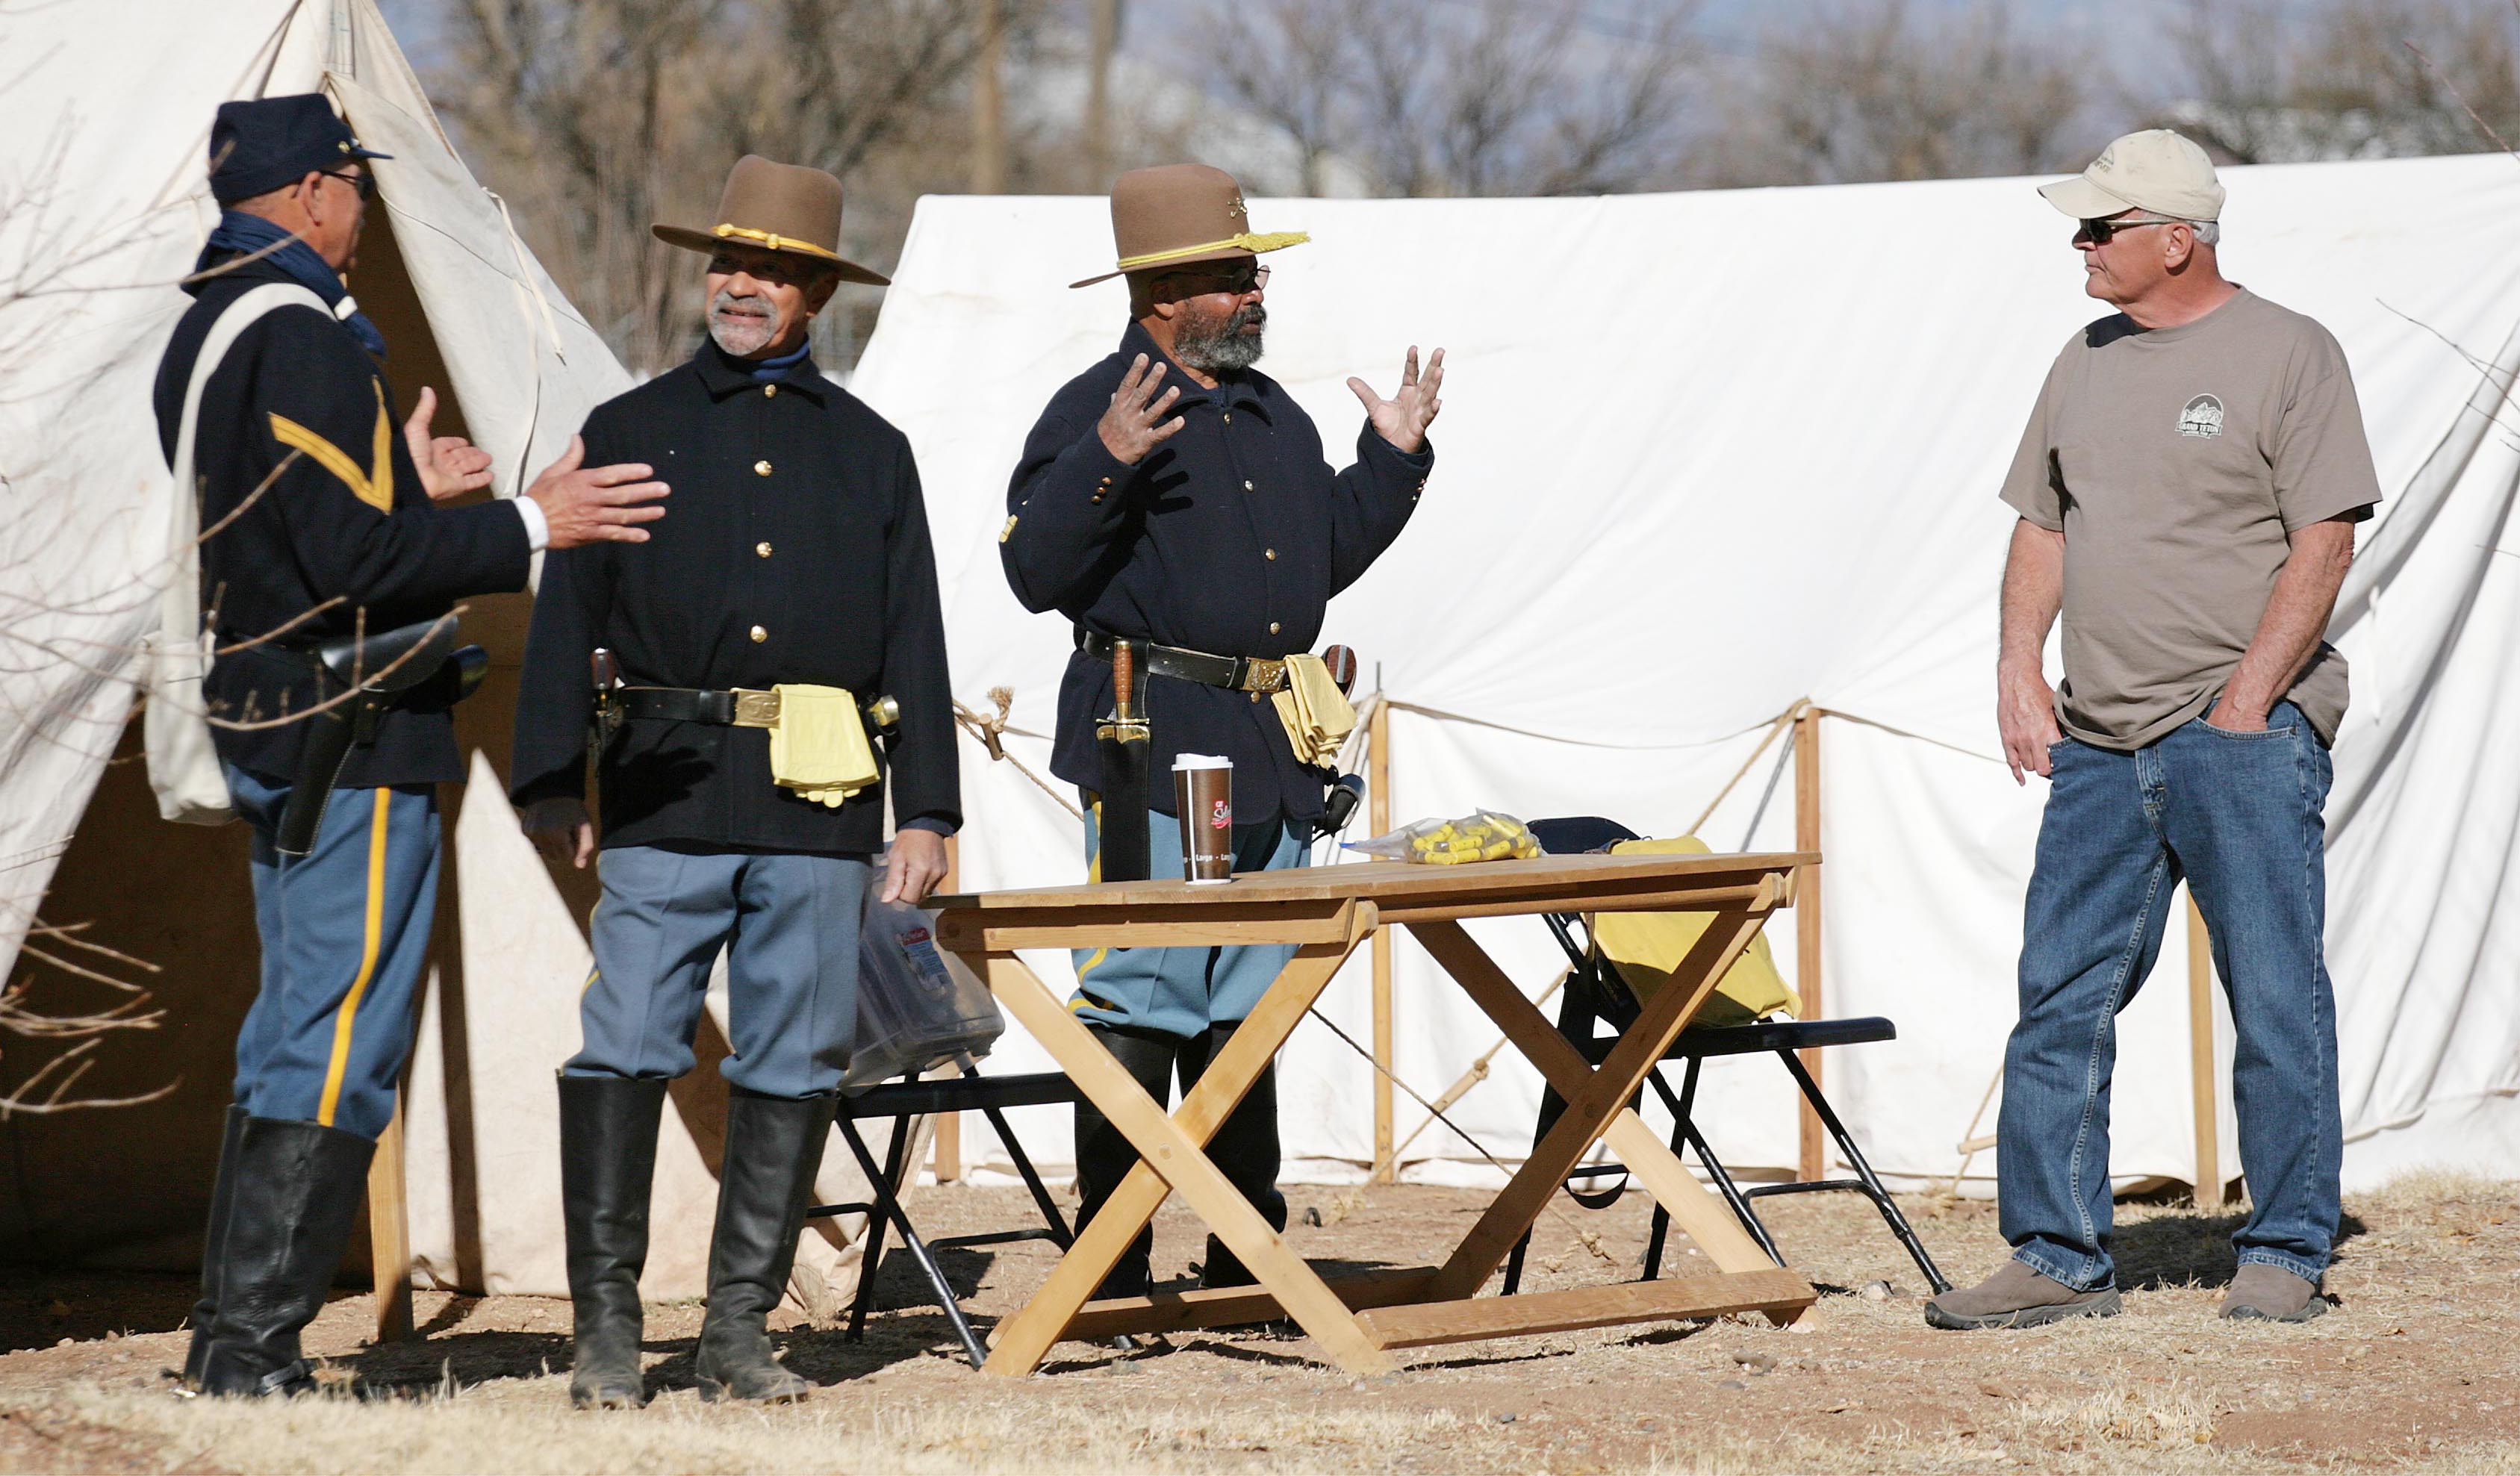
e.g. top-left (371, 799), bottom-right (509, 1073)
top-left (154, 96), bottom-right (670, 1398)
top-left (1003, 164), bottom-right (1443, 1297)
top-left (511, 157), bottom-right (959, 1408)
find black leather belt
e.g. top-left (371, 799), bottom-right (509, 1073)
top-left (1078, 631), bottom-right (1287, 694)
top-left (617, 686), bottom-right (783, 726)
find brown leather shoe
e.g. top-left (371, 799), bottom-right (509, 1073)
top-left (2221, 1262), bottom-right (2327, 1322)
top-left (1924, 1259), bottom-right (2121, 1330)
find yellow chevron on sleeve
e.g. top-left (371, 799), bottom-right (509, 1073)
top-left (268, 379), bottom-right (395, 514)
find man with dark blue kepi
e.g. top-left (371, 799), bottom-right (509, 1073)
top-left (155, 94), bottom-right (669, 1397)
top-left (1003, 163), bottom-right (1443, 1298)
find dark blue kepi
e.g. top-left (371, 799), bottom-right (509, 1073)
top-left (208, 93), bottom-right (390, 205)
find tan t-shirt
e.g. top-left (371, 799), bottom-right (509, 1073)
top-left (2000, 289), bottom-right (2381, 750)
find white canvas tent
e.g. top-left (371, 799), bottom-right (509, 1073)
top-left (856, 155), bottom-right (2520, 1196)
top-left (0, 0), bottom-right (897, 1306)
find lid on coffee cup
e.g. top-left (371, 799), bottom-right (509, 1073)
top-left (1172, 753), bottom-right (1232, 771)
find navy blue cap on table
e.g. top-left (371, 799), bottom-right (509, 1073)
top-left (208, 93), bottom-right (390, 205)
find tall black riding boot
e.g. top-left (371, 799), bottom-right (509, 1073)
top-left (559, 1074), bottom-right (668, 1410)
top-left (183, 1103), bottom-right (251, 1388)
top-left (196, 1117), bottom-right (375, 1398)
top-left (1071, 1025), bottom-right (1184, 1300)
top-left (693, 1087), bottom-right (839, 1403)
top-left (1183, 1022), bottom-right (1288, 1290)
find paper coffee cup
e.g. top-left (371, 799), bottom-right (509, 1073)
top-left (1172, 753), bottom-right (1234, 884)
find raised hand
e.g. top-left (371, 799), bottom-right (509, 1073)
top-left (1096, 353), bottom-right (1185, 465)
top-left (405, 385), bottom-right (496, 502)
top-left (1348, 346), bottom-right (1444, 455)
top-left (524, 435), bottom-right (671, 549)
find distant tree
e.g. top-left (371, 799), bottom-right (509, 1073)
top-left (2162, 0), bottom-right (2520, 163)
top-left (1696, 0), bottom-right (2096, 188)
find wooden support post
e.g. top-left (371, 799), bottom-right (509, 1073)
top-left (1793, 704), bottom-right (1825, 1182)
top-left (2187, 891), bottom-right (2223, 1208)
top-left (1369, 696), bottom-right (1396, 1184)
top-left (933, 835), bottom-right (962, 1183)
top-left (367, 1096), bottom-right (413, 1343)
top-left (1083, 0), bottom-right (1119, 188)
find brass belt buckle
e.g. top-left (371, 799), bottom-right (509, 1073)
top-left (1241, 658), bottom-right (1288, 694)
top-left (732, 688), bottom-right (782, 727)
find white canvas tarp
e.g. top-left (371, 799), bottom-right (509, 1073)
top-left (0, 0), bottom-right (897, 1301)
top-left (854, 155), bottom-right (2520, 1193)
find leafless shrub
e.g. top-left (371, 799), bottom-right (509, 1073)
top-left (2162, 0), bottom-right (2520, 163)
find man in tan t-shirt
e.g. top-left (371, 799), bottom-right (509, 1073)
top-left (1926, 131), bottom-right (2379, 1333)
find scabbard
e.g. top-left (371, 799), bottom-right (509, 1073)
top-left (1094, 640), bottom-right (1152, 883)
top-left (275, 702), bottom-right (361, 857)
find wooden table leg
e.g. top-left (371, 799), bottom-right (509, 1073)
top-left (1409, 907), bottom-right (1801, 1304)
top-left (963, 903), bottom-right (1391, 1377)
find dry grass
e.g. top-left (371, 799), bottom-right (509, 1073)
top-left (1, 1170), bottom-right (2515, 1475)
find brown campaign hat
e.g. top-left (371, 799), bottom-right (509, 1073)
top-left (1069, 163), bottom-right (1308, 289)
top-left (653, 155), bottom-right (889, 287)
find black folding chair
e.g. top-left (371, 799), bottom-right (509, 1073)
top-left (1498, 817), bottom-right (1950, 1296)
top-left (805, 1063), bottom-right (1084, 1368)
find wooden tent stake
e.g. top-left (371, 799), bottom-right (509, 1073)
top-left (2187, 892), bottom-right (2223, 1207)
top-left (1369, 694), bottom-right (1396, 1184)
top-left (368, 1095), bottom-right (413, 1342)
top-left (1793, 704), bottom-right (1825, 1182)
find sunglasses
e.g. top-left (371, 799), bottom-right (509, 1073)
top-left (319, 168), bottom-right (376, 201)
top-left (2076, 215), bottom-right (2182, 245)
top-left (1160, 263), bottom-right (1269, 295)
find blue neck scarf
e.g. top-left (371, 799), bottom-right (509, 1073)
top-left (195, 211), bottom-right (387, 360)
top-left (747, 337), bottom-right (813, 383)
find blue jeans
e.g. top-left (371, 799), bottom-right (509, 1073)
top-left (1999, 701), bottom-right (2341, 1290)
top-left (566, 845), bottom-right (873, 1098)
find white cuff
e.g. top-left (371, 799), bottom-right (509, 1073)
top-left (514, 494), bottom-right (550, 552)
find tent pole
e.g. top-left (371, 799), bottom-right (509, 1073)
top-left (2187, 892), bottom-right (2224, 1207)
top-left (367, 1095), bottom-right (413, 1342)
top-left (1369, 693), bottom-right (1395, 1184)
top-left (1793, 703), bottom-right (1824, 1183)
top-left (971, 0), bottom-right (1007, 194)
top-left (934, 835), bottom-right (962, 1183)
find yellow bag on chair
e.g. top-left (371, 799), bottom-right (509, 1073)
top-left (1271, 653), bottom-right (1357, 766)
top-left (768, 684), bottom-right (879, 808)
top-left (1587, 835), bottom-right (1799, 1026)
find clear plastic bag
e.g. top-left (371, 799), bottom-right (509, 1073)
top-left (845, 890), bottom-right (1004, 1093)
top-left (1346, 810), bottom-right (1543, 865)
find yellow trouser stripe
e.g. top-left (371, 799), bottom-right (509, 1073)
top-left (316, 788), bottom-right (393, 1127)
top-left (268, 381), bottom-right (395, 513)
top-left (1072, 799), bottom-right (1109, 1003)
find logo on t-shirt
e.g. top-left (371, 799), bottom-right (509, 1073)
top-left (2177, 393), bottom-right (2226, 438)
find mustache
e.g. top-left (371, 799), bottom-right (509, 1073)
top-left (1229, 304), bottom-right (1266, 331)
top-left (711, 289), bottom-right (774, 318)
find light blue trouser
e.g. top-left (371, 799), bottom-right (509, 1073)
top-left (1069, 803), bottom-right (1309, 1039)
top-left (566, 845), bottom-right (873, 1099)
top-left (226, 765), bottom-right (441, 1142)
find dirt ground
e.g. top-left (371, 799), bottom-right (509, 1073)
top-left (0, 1171), bottom-right (2513, 1475)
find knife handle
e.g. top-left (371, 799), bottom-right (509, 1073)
top-left (1321, 644), bottom-right (1358, 695)
top-left (1110, 639), bottom-right (1136, 720)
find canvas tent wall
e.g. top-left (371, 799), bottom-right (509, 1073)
top-left (853, 156), bottom-right (2520, 1195)
top-left (0, 0), bottom-right (897, 1307)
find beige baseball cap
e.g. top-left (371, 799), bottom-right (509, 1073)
top-left (2038, 129), bottom-right (2225, 222)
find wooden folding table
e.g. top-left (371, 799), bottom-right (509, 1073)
top-left (930, 848), bottom-right (1820, 1377)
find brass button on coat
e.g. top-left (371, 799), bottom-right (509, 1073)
top-left (1264, 548), bottom-right (1277, 560)
top-left (748, 624), bottom-right (768, 643)
top-left (763, 384), bottom-right (778, 398)
top-left (753, 459), bottom-right (773, 476)
top-left (1269, 621), bottom-right (1281, 634)
top-left (756, 541), bottom-right (774, 558)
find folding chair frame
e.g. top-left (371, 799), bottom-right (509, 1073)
top-left (1499, 834), bottom-right (1950, 1298)
top-left (806, 1064), bottom-right (1081, 1369)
